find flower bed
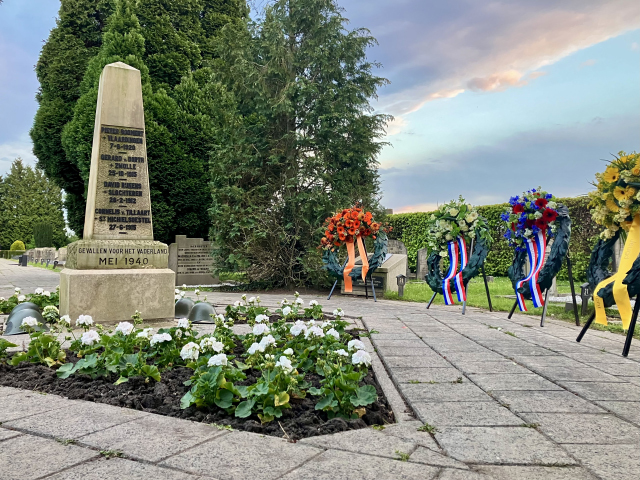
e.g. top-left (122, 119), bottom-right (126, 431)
top-left (0, 293), bottom-right (393, 439)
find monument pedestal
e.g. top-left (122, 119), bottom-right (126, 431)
top-left (60, 267), bottom-right (174, 323)
top-left (341, 254), bottom-right (408, 296)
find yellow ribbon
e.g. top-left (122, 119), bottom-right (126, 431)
top-left (594, 215), bottom-right (640, 328)
top-left (343, 236), bottom-right (369, 293)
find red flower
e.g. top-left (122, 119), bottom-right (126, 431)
top-left (353, 220), bottom-right (361, 229)
top-left (542, 209), bottom-right (558, 222)
top-left (524, 219), bottom-right (534, 228)
top-left (534, 198), bottom-right (548, 209)
top-left (535, 218), bottom-right (547, 230)
top-left (512, 204), bottom-right (524, 214)
top-left (348, 227), bottom-right (357, 236)
top-left (511, 222), bottom-right (516, 232)
top-left (350, 210), bottom-right (359, 220)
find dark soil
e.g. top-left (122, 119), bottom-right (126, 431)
top-left (0, 351), bottom-right (394, 440)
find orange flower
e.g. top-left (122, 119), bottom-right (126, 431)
top-left (345, 219), bottom-right (354, 228)
top-left (337, 226), bottom-right (345, 234)
top-left (351, 210), bottom-right (359, 219)
top-left (339, 233), bottom-right (347, 241)
top-left (334, 241), bottom-right (341, 247)
top-left (353, 220), bottom-right (361, 228)
top-left (348, 227), bottom-right (357, 236)
top-left (364, 212), bottom-right (372, 222)
top-left (328, 223), bottom-right (335, 232)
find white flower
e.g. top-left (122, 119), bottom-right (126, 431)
top-left (150, 333), bottom-right (172, 346)
top-left (524, 228), bottom-right (533, 237)
top-left (275, 356), bottom-right (293, 373)
top-left (534, 211), bottom-right (543, 219)
top-left (332, 308), bottom-right (344, 317)
top-left (81, 330), bottom-right (101, 346)
top-left (326, 328), bottom-right (340, 340)
top-left (59, 314), bottom-right (71, 325)
top-left (14, 287), bottom-right (20, 293)
top-left (259, 334), bottom-right (276, 348)
top-left (256, 296), bottom-right (260, 302)
top-left (295, 298), bottom-right (304, 305)
top-left (215, 314), bottom-right (225, 322)
top-left (335, 349), bottom-right (349, 357)
top-left (248, 342), bottom-right (265, 354)
top-left (282, 306), bottom-right (292, 316)
top-left (76, 314), bottom-right (94, 326)
top-left (177, 318), bottom-right (190, 329)
top-left (115, 321), bottom-right (134, 335)
top-left (265, 354), bottom-right (274, 360)
top-left (305, 325), bottom-right (325, 339)
top-left (248, 296), bottom-right (256, 303)
top-left (348, 339), bottom-right (365, 351)
top-left (35, 288), bottom-right (44, 295)
top-left (17, 295), bottom-right (26, 302)
top-left (21, 316), bottom-right (39, 328)
top-left (175, 289), bottom-right (180, 294)
top-left (284, 348), bottom-right (294, 355)
top-left (548, 201), bottom-right (557, 209)
top-left (180, 342), bottom-right (200, 361)
top-left (208, 353), bottom-right (228, 367)
top-left (175, 294), bottom-right (181, 301)
top-left (175, 329), bottom-right (183, 338)
top-left (180, 291), bottom-right (185, 298)
top-left (195, 289), bottom-right (200, 295)
top-left (465, 212), bottom-right (478, 223)
top-left (233, 300), bottom-right (242, 307)
top-left (43, 291), bottom-right (50, 297)
top-left (253, 323), bottom-right (270, 336)
top-left (137, 328), bottom-right (153, 339)
top-left (0, 297), bottom-right (4, 302)
top-left (241, 294), bottom-right (247, 300)
top-left (309, 300), bottom-right (319, 307)
top-left (200, 337), bottom-right (224, 353)
top-left (321, 321), bottom-right (331, 328)
top-left (290, 322), bottom-right (306, 336)
top-left (448, 208), bottom-right (459, 217)
top-left (352, 350), bottom-right (372, 366)
top-left (255, 314), bottom-right (269, 323)
top-left (281, 298), bottom-right (289, 305)
top-left (445, 233), bottom-right (453, 241)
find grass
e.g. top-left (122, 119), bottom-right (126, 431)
top-left (9, 259), bottom-right (64, 272)
top-left (384, 276), bottom-right (640, 339)
top-left (417, 422), bottom-right (438, 434)
top-left (394, 450), bottom-right (410, 461)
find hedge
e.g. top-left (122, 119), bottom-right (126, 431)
top-left (388, 196), bottom-right (600, 281)
top-left (0, 250), bottom-right (26, 259)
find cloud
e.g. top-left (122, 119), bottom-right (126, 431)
top-left (580, 59), bottom-right (597, 67)
top-left (394, 203), bottom-right (440, 214)
top-left (0, 139), bottom-right (37, 176)
top-left (342, 0), bottom-right (640, 120)
top-left (381, 114), bottom-right (639, 211)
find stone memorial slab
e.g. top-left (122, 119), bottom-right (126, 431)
top-left (168, 235), bottom-right (218, 285)
top-left (416, 247), bottom-right (428, 281)
top-left (60, 62), bottom-right (174, 323)
top-left (340, 253), bottom-right (408, 296)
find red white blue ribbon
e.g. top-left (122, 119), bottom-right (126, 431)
top-left (454, 236), bottom-right (468, 302)
top-left (516, 231), bottom-right (547, 311)
top-left (442, 240), bottom-right (459, 305)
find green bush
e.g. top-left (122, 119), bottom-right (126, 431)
top-left (10, 240), bottom-right (25, 251)
top-left (33, 222), bottom-right (54, 248)
top-left (388, 196), bottom-right (599, 281)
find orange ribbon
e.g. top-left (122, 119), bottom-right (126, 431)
top-left (343, 235), bottom-right (369, 292)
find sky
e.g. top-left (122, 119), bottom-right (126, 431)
top-left (0, 0), bottom-right (639, 213)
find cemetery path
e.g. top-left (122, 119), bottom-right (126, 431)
top-left (0, 258), bottom-right (60, 299)
top-left (1, 291), bottom-right (638, 480)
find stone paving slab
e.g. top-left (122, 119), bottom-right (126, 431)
top-left (558, 381), bottom-right (640, 401)
top-left (389, 367), bottom-right (464, 383)
top-left (594, 401), bottom-right (640, 425)
top-left (378, 421), bottom-right (441, 450)
top-left (435, 426), bottom-right (578, 465)
top-left (407, 446), bottom-right (470, 469)
top-left (467, 373), bottom-right (564, 391)
top-left (0, 390), bottom-right (68, 422)
top-left (79, 414), bottom-right (228, 462)
top-left (528, 366), bottom-right (625, 382)
top-left (476, 465), bottom-right (598, 479)
top-left (160, 431), bottom-right (323, 480)
top-left (45, 457), bottom-right (204, 480)
top-left (413, 401), bottom-right (523, 427)
top-left (278, 448), bottom-right (440, 480)
top-left (0, 433), bottom-right (99, 480)
top-left (489, 390), bottom-right (606, 414)
top-left (0, 427), bottom-right (21, 441)
top-left (382, 354), bottom-right (452, 368)
top-left (450, 360), bottom-right (530, 375)
top-left (401, 382), bottom-right (493, 403)
top-left (563, 444), bottom-right (640, 480)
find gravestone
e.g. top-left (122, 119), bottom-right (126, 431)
top-left (168, 235), bottom-right (219, 285)
top-left (416, 247), bottom-right (429, 281)
top-left (387, 239), bottom-right (410, 276)
top-left (60, 62), bottom-right (174, 323)
top-left (27, 250), bottom-right (35, 263)
top-left (56, 247), bottom-right (67, 262)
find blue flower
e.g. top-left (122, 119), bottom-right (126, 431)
top-left (531, 188), bottom-right (537, 193)
top-left (545, 193), bottom-right (552, 199)
top-left (500, 212), bottom-right (510, 221)
top-left (509, 196), bottom-right (519, 205)
top-left (532, 225), bottom-right (539, 234)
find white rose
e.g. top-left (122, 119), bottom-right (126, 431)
top-left (208, 353), bottom-right (228, 367)
top-left (115, 321), bottom-right (134, 335)
top-left (326, 328), bottom-right (340, 340)
top-left (548, 201), bottom-right (557, 209)
top-left (352, 350), bottom-right (372, 366)
top-left (177, 318), bottom-right (190, 329)
top-left (21, 316), bottom-right (39, 328)
top-left (448, 208), bottom-right (459, 217)
top-left (253, 323), bottom-right (270, 336)
top-left (348, 339), bottom-right (366, 351)
top-left (275, 356), bottom-right (293, 373)
top-left (76, 314), bottom-right (94, 326)
top-left (180, 342), bottom-right (200, 361)
top-left (81, 330), bottom-right (100, 346)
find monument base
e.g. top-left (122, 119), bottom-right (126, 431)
top-left (341, 254), bottom-right (407, 296)
top-left (59, 268), bottom-right (175, 324)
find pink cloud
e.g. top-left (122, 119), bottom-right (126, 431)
top-left (581, 59), bottom-right (597, 67)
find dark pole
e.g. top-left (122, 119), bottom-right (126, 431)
top-left (566, 255), bottom-right (580, 326)
top-left (576, 311), bottom-right (596, 342)
top-left (327, 257), bottom-right (349, 300)
top-left (540, 289), bottom-right (550, 327)
top-left (482, 264), bottom-right (493, 312)
top-left (426, 292), bottom-right (437, 309)
top-left (622, 294), bottom-right (639, 357)
top-left (507, 300), bottom-right (518, 319)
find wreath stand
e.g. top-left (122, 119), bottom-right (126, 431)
top-left (425, 238), bottom-right (493, 315)
top-left (507, 253), bottom-right (580, 327)
top-left (327, 250), bottom-right (379, 302)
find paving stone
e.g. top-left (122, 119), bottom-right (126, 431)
top-left (46, 457), bottom-right (201, 480)
top-left (490, 390), bottom-right (605, 413)
top-left (376, 347), bottom-right (440, 357)
top-left (383, 354), bottom-right (451, 368)
top-left (79, 413), bottom-right (226, 461)
top-left (476, 465), bottom-right (598, 479)
top-left (370, 333), bottom-right (424, 340)
top-left (617, 375), bottom-right (640, 386)
top-left (490, 346), bottom-right (560, 356)
top-left (300, 427), bottom-right (418, 460)
top-left (5, 399), bottom-right (146, 439)
top-left (595, 401), bottom-right (640, 424)
top-left (0, 386), bottom-right (23, 397)
top-left (161, 431), bottom-right (322, 480)
top-left (413, 401), bottom-right (523, 427)
top-left (401, 382), bottom-right (493, 402)
top-left (0, 433), bottom-right (98, 480)
top-left (450, 360), bottom-right (530, 374)
top-left (521, 412), bottom-right (640, 444)
top-left (529, 366), bottom-right (625, 382)
top-left (390, 367), bottom-right (464, 383)
top-left (559, 381), bottom-right (640, 401)
top-left (380, 421), bottom-right (441, 450)
top-left (407, 446), bottom-right (470, 469)
top-left (0, 427), bottom-right (21, 441)
top-left (583, 361), bottom-right (639, 376)
top-left (0, 390), bottom-right (68, 422)
top-left (563, 444), bottom-right (640, 480)
top-left (279, 448), bottom-right (440, 480)
top-left (515, 355), bottom-right (595, 369)
top-left (435, 427), bottom-right (577, 465)
top-left (468, 374), bottom-right (562, 391)
top-left (372, 339), bottom-right (427, 348)
top-left (439, 352), bottom-right (507, 363)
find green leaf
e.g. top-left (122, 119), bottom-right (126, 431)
top-left (315, 393), bottom-right (336, 411)
top-left (56, 362), bottom-right (75, 378)
top-left (180, 391), bottom-right (195, 409)
top-left (114, 376), bottom-right (129, 385)
top-left (257, 413), bottom-right (274, 424)
top-left (350, 385), bottom-right (377, 407)
top-left (254, 382), bottom-right (269, 395)
top-left (235, 399), bottom-right (256, 418)
top-left (215, 389), bottom-right (234, 409)
top-left (234, 360), bottom-right (250, 370)
top-left (9, 353), bottom-right (28, 366)
top-left (274, 392), bottom-right (290, 407)
top-left (123, 353), bottom-right (139, 366)
top-left (308, 387), bottom-right (323, 396)
top-left (141, 365), bottom-right (161, 382)
top-left (236, 385), bottom-right (249, 398)
top-left (264, 406), bottom-right (282, 418)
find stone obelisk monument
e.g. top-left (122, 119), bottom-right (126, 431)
top-left (59, 62), bottom-right (174, 322)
